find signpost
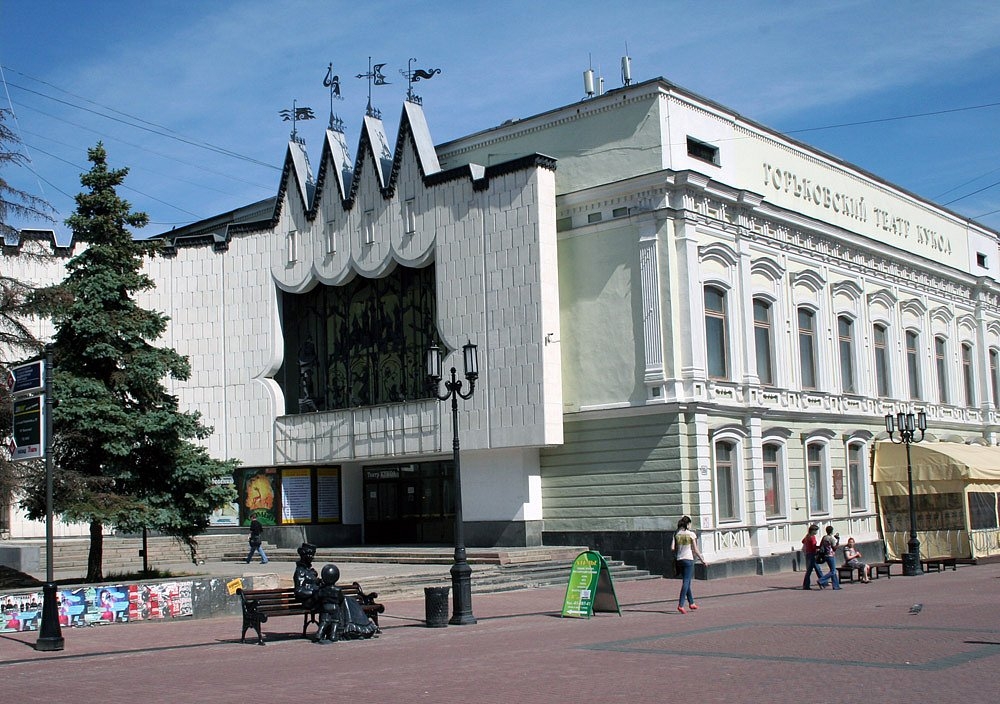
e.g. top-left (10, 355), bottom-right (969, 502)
top-left (560, 550), bottom-right (621, 618)
top-left (5, 354), bottom-right (63, 650)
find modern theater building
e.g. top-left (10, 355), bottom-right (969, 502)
top-left (6, 74), bottom-right (1000, 577)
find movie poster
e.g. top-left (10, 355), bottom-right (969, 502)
top-left (242, 468), bottom-right (278, 525)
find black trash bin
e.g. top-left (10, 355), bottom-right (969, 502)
top-left (424, 586), bottom-right (450, 628)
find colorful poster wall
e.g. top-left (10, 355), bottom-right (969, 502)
top-left (0, 581), bottom-right (195, 633)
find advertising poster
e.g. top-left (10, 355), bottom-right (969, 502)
top-left (242, 468), bottom-right (277, 525)
top-left (317, 467), bottom-right (341, 523)
top-left (209, 475), bottom-right (239, 527)
top-left (560, 551), bottom-right (621, 619)
top-left (281, 467), bottom-right (313, 524)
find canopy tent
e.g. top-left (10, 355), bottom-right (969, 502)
top-left (872, 441), bottom-right (1000, 560)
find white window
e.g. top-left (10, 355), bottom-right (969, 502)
top-left (838, 315), bottom-right (855, 393)
top-left (906, 330), bottom-right (921, 400)
top-left (754, 298), bottom-right (774, 385)
top-left (762, 442), bottom-right (784, 519)
top-left (286, 230), bottom-right (298, 263)
top-left (704, 286), bottom-right (728, 379)
top-left (847, 442), bottom-right (867, 512)
top-left (990, 348), bottom-right (1000, 407)
top-left (326, 221), bottom-right (337, 253)
top-left (873, 323), bottom-right (890, 397)
top-left (714, 439), bottom-right (739, 521)
top-left (364, 209), bottom-right (375, 244)
top-left (807, 442), bottom-right (827, 514)
top-left (935, 336), bottom-right (948, 404)
top-left (798, 307), bottom-right (817, 389)
top-left (963, 342), bottom-right (976, 407)
top-left (404, 199), bottom-right (416, 234)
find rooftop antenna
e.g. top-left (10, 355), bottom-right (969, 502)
top-left (279, 99), bottom-right (316, 143)
top-left (323, 62), bottom-right (345, 132)
top-left (400, 58), bottom-right (441, 106)
top-left (583, 53), bottom-right (595, 99)
top-left (356, 57), bottom-right (389, 119)
top-left (621, 43), bottom-right (632, 86)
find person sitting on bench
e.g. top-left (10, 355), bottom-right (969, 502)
top-left (843, 537), bottom-right (871, 583)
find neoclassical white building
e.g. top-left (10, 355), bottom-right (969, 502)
top-left (5, 77), bottom-right (1000, 577)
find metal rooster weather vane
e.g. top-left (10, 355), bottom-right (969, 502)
top-left (279, 99), bottom-right (316, 143)
top-left (356, 57), bottom-right (390, 119)
top-left (323, 62), bottom-right (345, 132)
top-left (400, 58), bottom-right (441, 105)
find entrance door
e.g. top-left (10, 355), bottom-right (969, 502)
top-left (363, 462), bottom-right (454, 544)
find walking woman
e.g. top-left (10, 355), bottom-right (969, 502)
top-left (671, 515), bottom-right (707, 614)
top-left (801, 524), bottom-right (824, 589)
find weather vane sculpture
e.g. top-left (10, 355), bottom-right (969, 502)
top-left (400, 58), bottom-right (441, 105)
top-left (356, 57), bottom-right (389, 119)
top-left (323, 62), bottom-right (345, 132)
top-left (279, 99), bottom-right (316, 143)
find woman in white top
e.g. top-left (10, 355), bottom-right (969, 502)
top-left (671, 515), bottom-right (707, 614)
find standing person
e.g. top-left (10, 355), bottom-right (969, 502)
top-left (671, 515), bottom-right (707, 614)
top-left (817, 525), bottom-right (841, 590)
top-left (801, 524), bottom-right (825, 590)
top-left (245, 512), bottom-right (269, 564)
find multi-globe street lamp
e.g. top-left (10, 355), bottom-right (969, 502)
top-left (884, 409), bottom-right (926, 577)
top-left (427, 340), bottom-right (478, 625)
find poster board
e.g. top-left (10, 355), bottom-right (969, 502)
top-left (560, 551), bottom-right (621, 618)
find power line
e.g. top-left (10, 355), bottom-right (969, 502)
top-left (784, 100), bottom-right (1000, 135)
top-left (3, 75), bottom-right (280, 170)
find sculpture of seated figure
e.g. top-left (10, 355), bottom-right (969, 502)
top-left (292, 543), bottom-right (320, 610)
top-left (314, 563), bottom-right (344, 644)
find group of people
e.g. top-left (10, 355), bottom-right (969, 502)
top-left (670, 518), bottom-right (872, 611)
top-left (801, 524), bottom-right (872, 590)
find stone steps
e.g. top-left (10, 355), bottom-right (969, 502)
top-left (33, 533), bottom-right (253, 570)
top-left (355, 558), bottom-right (658, 599)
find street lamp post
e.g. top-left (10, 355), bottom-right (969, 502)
top-left (884, 410), bottom-right (926, 577)
top-left (427, 340), bottom-right (478, 625)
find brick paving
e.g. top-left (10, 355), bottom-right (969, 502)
top-left (4, 561), bottom-right (1000, 704)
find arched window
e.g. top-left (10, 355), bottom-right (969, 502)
top-left (873, 323), bottom-right (890, 397)
top-left (704, 286), bottom-right (729, 379)
top-left (714, 439), bottom-right (739, 521)
top-left (838, 315), bottom-right (856, 393)
top-left (905, 330), bottom-right (921, 400)
top-left (990, 348), bottom-right (1000, 407)
top-left (847, 441), bottom-right (868, 512)
top-left (935, 336), bottom-right (948, 404)
top-left (798, 307), bottom-right (817, 389)
top-left (762, 442), bottom-right (785, 519)
top-left (962, 342), bottom-right (976, 406)
top-left (807, 442), bottom-right (828, 514)
top-left (753, 298), bottom-right (774, 385)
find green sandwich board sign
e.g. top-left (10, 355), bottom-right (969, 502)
top-left (560, 550), bottom-right (621, 618)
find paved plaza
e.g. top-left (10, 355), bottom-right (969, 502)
top-left (4, 560), bottom-right (1000, 704)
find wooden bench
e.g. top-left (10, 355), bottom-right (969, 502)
top-left (921, 557), bottom-right (957, 573)
top-left (836, 561), bottom-right (890, 583)
top-left (237, 582), bottom-right (385, 645)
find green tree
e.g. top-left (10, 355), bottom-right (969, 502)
top-left (26, 143), bottom-right (236, 580)
top-left (1, 107), bottom-right (53, 506)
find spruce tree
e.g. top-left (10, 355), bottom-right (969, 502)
top-left (26, 143), bottom-right (235, 580)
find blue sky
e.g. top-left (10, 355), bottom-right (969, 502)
top-left (3, 0), bottom-right (1000, 241)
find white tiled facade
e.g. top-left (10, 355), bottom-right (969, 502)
top-left (6, 79), bottom-right (1000, 576)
